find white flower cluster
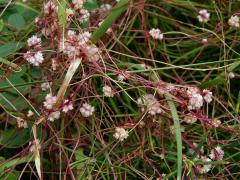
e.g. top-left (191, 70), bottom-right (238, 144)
top-left (43, 93), bottom-right (61, 122)
top-left (99, 4), bottom-right (112, 15)
top-left (211, 118), bottom-right (221, 127)
top-left (184, 114), bottom-right (197, 124)
top-left (24, 35), bottom-right (44, 66)
top-left (48, 111), bottom-right (60, 122)
top-left (149, 28), bottom-right (163, 40)
top-left (27, 35), bottom-right (41, 48)
top-left (80, 103), bottom-right (95, 117)
top-left (187, 87), bottom-right (203, 110)
top-left (72, 0), bottom-right (85, 10)
top-left (202, 89), bottom-right (212, 103)
top-left (41, 82), bottom-right (50, 91)
top-left (24, 51), bottom-right (44, 66)
top-left (228, 15), bottom-right (240, 28)
top-left (103, 85), bottom-right (114, 97)
top-left (43, 93), bottom-right (57, 109)
top-left (79, 9), bottom-right (90, 23)
top-left (190, 143), bottom-right (224, 174)
top-left (209, 146), bottom-right (224, 161)
top-left (62, 99), bottom-right (74, 113)
top-left (197, 9), bottom-right (210, 23)
top-left (195, 156), bottom-right (212, 174)
top-left (113, 127), bottom-right (129, 141)
top-left (187, 87), bottom-right (213, 110)
top-left (16, 117), bottom-right (28, 128)
top-left (137, 94), bottom-right (162, 115)
top-left (63, 30), bottom-right (100, 62)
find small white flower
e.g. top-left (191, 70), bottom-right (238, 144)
top-left (228, 15), bottom-right (240, 28)
top-left (99, 4), bottom-right (112, 15)
top-left (117, 74), bottom-right (125, 81)
top-left (197, 9), bottom-right (210, 23)
top-left (72, 0), bottom-right (85, 10)
top-left (203, 89), bottom-right (212, 103)
top-left (80, 103), bottom-right (95, 117)
top-left (78, 31), bottom-right (91, 45)
top-left (188, 94), bottom-right (203, 110)
top-left (44, 0), bottom-right (58, 14)
top-left (27, 110), bottom-right (34, 117)
top-left (67, 30), bottom-right (77, 38)
top-left (43, 93), bottom-right (57, 109)
top-left (184, 114), bottom-right (197, 124)
top-left (85, 45), bottom-right (100, 62)
top-left (62, 99), bottom-right (74, 113)
top-left (29, 139), bottom-right (41, 152)
top-left (137, 94), bottom-right (162, 115)
top-left (229, 72), bottom-right (235, 79)
top-left (211, 118), bottom-right (221, 127)
top-left (48, 111), bottom-right (60, 122)
top-left (187, 87), bottom-right (203, 110)
top-left (41, 82), bottom-right (50, 91)
top-left (24, 51), bottom-right (44, 66)
top-left (149, 28), bottom-right (163, 40)
top-left (195, 156), bottom-right (212, 174)
top-left (103, 85), bottom-right (114, 97)
top-left (16, 117), bottom-right (28, 128)
top-left (201, 38), bottom-right (208, 45)
top-left (209, 146), bottom-right (224, 161)
top-left (27, 35), bottom-right (41, 48)
top-left (79, 9), bottom-right (90, 23)
top-left (113, 127), bottom-right (129, 141)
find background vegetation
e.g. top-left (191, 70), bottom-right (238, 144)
top-left (0, 0), bottom-right (240, 179)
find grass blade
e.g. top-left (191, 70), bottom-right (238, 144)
top-left (165, 94), bottom-right (182, 180)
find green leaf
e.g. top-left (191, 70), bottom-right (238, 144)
top-left (0, 92), bottom-right (29, 111)
top-left (166, 94), bottom-right (182, 180)
top-left (0, 19), bottom-right (4, 32)
top-left (0, 128), bottom-right (31, 148)
top-left (199, 78), bottom-right (227, 90)
top-left (0, 155), bottom-right (33, 173)
top-left (58, 0), bottom-right (67, 29)
top-left (0, 57), bottom-right (20, 70)
top-left (0, 42), bottom-right (24, 57)
top-left (91, 0), bottom-right (129, 43)
top-left (8, 13), bottom-right (26, 30)
top-left (84, 0), bottom-right (98, 10)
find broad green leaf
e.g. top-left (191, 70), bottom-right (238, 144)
top-left (0, 42), bottom-right (24, 57)
top-left (0, 128), bottom-right (31, 148)
top-left (84, 0), bottom-right (98, 10)
top-left (0, 69), bottom-right (30, 95)
top-left (8, 13), bottom-right (26, 30)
